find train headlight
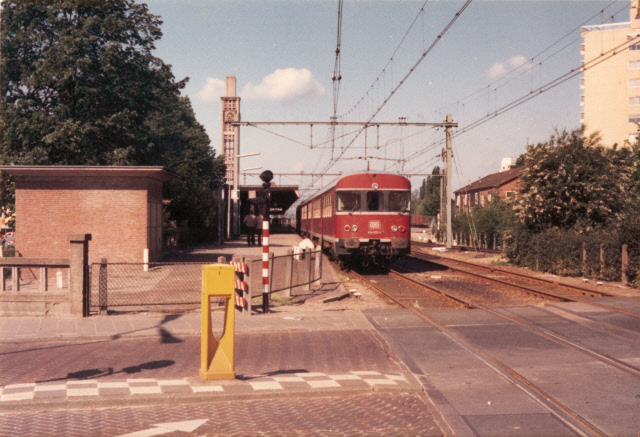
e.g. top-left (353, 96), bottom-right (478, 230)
top-left (351, 225), bottom-right (358, 232)
top-left (399, 226), bottom-right (406, 233)
top-left (391, 225), bottom-right (398, 232)
top-left (344, 225), bottom-right (351, 232)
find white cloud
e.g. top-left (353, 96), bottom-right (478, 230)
top-left (241, 68), bottom-right (325, 102)
top-left (194, 77), bottom-right (226, 102)
top-left (486, 55), bottom-right (528, 79)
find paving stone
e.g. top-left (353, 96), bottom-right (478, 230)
top-left (0, 392), bottom-right (442, 437)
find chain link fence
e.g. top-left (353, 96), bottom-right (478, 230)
top-left (89, 248), bottom-right (323, 315)
top-left (248, 248), bottom-right (322, 298)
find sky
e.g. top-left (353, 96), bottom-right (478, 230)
top-left (145, 0), bottom-right (629, 199)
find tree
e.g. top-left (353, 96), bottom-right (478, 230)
top-left (416, 166), bottom-right (441, 218)
top-left (0, 0), bottom-right (225, 233)
top-left (514, 127), bottom-right (635, 233)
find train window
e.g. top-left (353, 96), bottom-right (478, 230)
top-left (388, 191), bottom-right (410, 212)
top-left (366, 191), bottom-right (380, 211)
top-left (336, 191), bottom-right (361, 211)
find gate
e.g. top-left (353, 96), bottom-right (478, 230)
top-left (88, 261), bottom-right (205, 314)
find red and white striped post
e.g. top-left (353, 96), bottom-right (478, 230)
top-left (262, 219), bottom-right (269, 313)
top-left (259, 169), bottom-right (274, 314)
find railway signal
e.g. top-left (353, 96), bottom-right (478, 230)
top-left (259, 170), bottom-right (274, 314)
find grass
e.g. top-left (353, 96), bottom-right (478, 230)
top-left (271, 295), bottom-right (293, 306)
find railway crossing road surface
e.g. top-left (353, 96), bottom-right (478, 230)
top-left (366, 306), bottom-right (640, 437)
top-left (1, 290), bottom-right (640, 433)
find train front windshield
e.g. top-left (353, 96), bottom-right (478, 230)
top-left (337, 191), bottom-right (361, 211)
top-left (388, 191), bottom-right (410, 212)
top-left (337, 190), bottom-right (410, 212)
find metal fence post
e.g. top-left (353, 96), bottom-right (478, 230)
top-left (99, 258), bottom-right (108, 315)
top-left (308, 249), bottom-right (315, 290)
top-left (305, 249), bottom-right (311, 291)
top-left (268, 252), bottom-right (274, 303)
top-left (245, 261), bottom-right (251, 316)
top-left (622, 244), bottom-right (628, 285)
top-left (314, 248), bottom-right (321, 286)
top-left (284, 249), bottom-right (293, 298)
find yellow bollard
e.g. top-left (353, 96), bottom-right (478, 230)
top-left (200, 264), bottom-right (236, 380)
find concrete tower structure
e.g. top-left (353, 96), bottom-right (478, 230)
top-left (221, 76), bottom-right (241, 185)
top-left (582, 1), bottom-right (640, 147)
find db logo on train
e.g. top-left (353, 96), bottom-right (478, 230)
top-left (369, 220), bottom-right (381, 229)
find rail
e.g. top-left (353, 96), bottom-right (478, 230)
top-left (354, 270), bottom-right (611, 436)
top-left (409, 252), bottom-right (640, 319)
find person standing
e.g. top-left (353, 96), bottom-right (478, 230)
top-left (243, 209), bottom-right (256, 246)
top-left (255, 212), bottom-right (264, 246)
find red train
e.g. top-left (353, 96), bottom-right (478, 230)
top-left (296, 172), bottom-right (411, 269)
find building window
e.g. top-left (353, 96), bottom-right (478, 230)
top-left (630, 43), bottom-right (640, 51)
top-left (629, 79), bottom-right (640, 87)
top-left (580, 95), bottom-right (585, 104)
top-left (629, 115), bottom-right (640, 123)
top-left (629, 133), bottom-right (639, 143)
top-left (630, 96), bottom-right (640, 105)
top-left (630, 60), bottom-right (640, 69)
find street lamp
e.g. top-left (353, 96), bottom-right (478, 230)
top-left (242, 167), bottom-right (263, 184)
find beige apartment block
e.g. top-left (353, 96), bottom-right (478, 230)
top-left (582, 1), bottom-right (640, 147)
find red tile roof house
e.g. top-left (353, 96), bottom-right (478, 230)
top-left (454, 167), bottom-right (522, 214)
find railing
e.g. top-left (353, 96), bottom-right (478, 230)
top-left (0, 233), bottom-right (91, 317)
top-left (0, 258), bottom-right (70, 293)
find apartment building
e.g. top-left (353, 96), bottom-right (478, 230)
top-left (582, 1), bottom-right (640, 147)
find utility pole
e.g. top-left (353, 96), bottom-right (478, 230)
top-left (445, 114), bottom-right (453, 249)
top-left (0, 1), bottom-right (4, 145)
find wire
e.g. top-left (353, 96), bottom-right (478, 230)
top-left (438, 0), bottom-right (626, 114)
top-left (401, 34), bottom-right (640, 175)
top-left (342, 0), bottom-right (430, 118)
top-left (320, 0), bottom-right (473, 175)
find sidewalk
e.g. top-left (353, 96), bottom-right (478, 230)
top-left (0, 309), bottom-right (421, 409)
top-left (0, 234), bottom-right (424, 412)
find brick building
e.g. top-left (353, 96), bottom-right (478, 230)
top-left (0, 166), bottom-right (176, 263)
top-left (454, 167), bottom-right (521, 214)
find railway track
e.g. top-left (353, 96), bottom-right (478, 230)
top-left (408, 248), bottom-right (640, 319)
top-left (352, 268), bottom-right (640, 437)
top-left (412, 239), bottom-right (501, 255)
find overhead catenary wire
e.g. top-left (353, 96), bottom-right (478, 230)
top-left (398, 33), bottom-right (640, 177)
top-left (319, 0), bottom-right (473, 176)
top-left (437, 0), bottom-right (627, 116)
